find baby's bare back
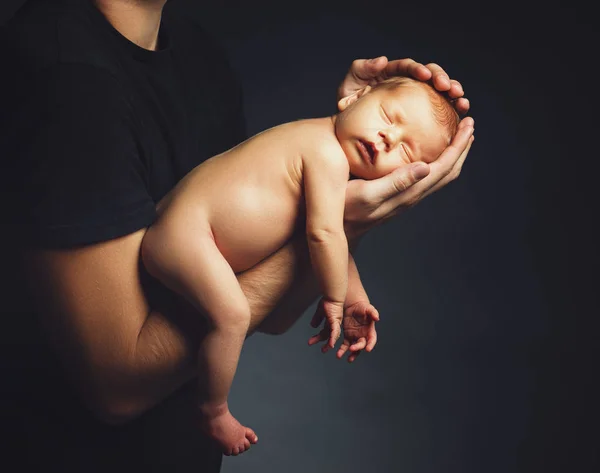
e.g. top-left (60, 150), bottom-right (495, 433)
top-left (156, 117), bottom-right (335, 273)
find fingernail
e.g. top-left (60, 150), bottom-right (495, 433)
top-left (412, 163), bottom-right (429, 180)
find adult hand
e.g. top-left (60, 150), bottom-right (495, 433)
top-left (337, 56), bottom-right (470, 116)
top-left (344, 117), bottom-right (475, 241)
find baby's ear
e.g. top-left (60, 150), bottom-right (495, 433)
top-left (337, 85), bottom-right (372, 112)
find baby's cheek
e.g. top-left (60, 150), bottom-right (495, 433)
top-left (422, 146), bottom-right (446, 164)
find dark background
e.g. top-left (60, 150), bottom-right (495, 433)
top-left (1, 0), bottom-right (597, 472)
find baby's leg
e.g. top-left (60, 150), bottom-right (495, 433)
top-left (142, 222), bottom-right (258, 456)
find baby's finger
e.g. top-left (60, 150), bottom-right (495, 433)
top-left (348, 350), bottom-right (362, 363)
top-left (329, 321), bottom-right (342, 348)
top-left (337, 341), bottom-right (350, 359)
top-left (368, 306), bottom-right (380, 321)
top-left (350, 337), bottom-right (367, 352)
top-left (366, 329), bottom-right (378, 352)
top-left (308, 329), bottom-right (328, 346)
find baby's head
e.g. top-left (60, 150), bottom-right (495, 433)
top-left (334, 76), bottom-right (460, 180)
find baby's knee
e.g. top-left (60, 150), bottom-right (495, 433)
top-left (210, 303), bottom-right (252, 332)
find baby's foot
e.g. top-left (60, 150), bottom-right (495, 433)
top-left (199, 407), bottom-right (258, 456)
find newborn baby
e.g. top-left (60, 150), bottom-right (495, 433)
top-left (141, 76), bottom-right (460, 456)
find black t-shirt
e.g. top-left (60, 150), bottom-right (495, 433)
top-left (0, 0), bottom-right (245, 471)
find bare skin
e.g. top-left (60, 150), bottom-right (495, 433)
top-left (13, 0), bottom-right (474, 461)
top-left (141, 82), bottom-right (463, 455)
top-left (18, 118), bottom-right (472, 458)
top-left (141, 119), bottom-right (347, 455)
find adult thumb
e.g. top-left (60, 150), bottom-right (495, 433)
top-left (382, 162), bottom-right (429, 200)
top-left (409, 162), bottom-right (430, 180)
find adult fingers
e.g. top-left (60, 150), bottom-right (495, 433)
top-left (424, 62), bottom-right (452, 91)
top-left (422, 133), bottom-right (474, 200)
top-left (424, 63), bottom-right (472, 114)
top-left (454, 97), bottom-right (470, 115)
top-left (384, 58), bottom-right (432, 82)
top-left (420, 119), bottom-right (474, 184)
top-left (365, 161), bottom-right (431, 209)
top-left (338, 57), bottom-right (389, 100)
top-left (445, 79), bottom-right (469, 115)
top-left (376, 119), bottom-right (473, 219)
top-left (354, 56), bottom-right (388, 81)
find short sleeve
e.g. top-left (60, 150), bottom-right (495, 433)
top-left (1, 63), bottom-right (156, 248)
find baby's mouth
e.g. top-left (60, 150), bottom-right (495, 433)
top-left (358, 140), bottom-right (376, 164)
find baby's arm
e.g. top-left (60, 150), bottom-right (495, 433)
top-left (303, 141), bottom-right (350, 349)
top-left (346, 252), bottom-right (368, 307)
top-left (308, 252), bottom-right (380, 358)
top-left (338, 252), bottom-right (380, 361)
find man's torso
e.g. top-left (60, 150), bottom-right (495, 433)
top-left (0, 1), bottom-right (245, 470)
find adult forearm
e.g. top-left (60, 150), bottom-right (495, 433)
top-left (247, 233), bottom-right (362, 335)
top-left (244, 233), bottom-right (318, 336)
top-left (124, 232), bottom-right (317, 421)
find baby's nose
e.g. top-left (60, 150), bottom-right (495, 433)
top-left (380, 129), bottom-right (400, 150)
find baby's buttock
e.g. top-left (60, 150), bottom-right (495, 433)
top-left (172, 152), bottom-right (303, 274)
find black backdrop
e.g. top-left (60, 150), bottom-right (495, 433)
top-left (1, 1), bottom-right (597, 472)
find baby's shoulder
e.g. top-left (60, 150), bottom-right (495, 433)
top-left (284, 117), bottom-right (334, 137)
top-left (285, 118), bottom-right (344, 159)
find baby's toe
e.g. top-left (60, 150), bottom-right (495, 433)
top-left (245, 427), bottom-right (258, 443)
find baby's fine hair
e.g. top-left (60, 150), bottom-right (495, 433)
top-left (372, 76), bottom-right (460, 145)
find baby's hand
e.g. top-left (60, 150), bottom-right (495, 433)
top-left (337, 301), bottom-right (380, 363)
top-left (307, 298), bottom-right (344, 353)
